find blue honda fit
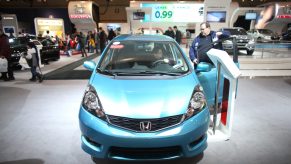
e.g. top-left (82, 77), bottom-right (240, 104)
top-left (79, 34), bottom-right (215, 161)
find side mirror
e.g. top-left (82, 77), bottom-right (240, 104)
top-left (83, 60), bottom-right (96, 72)
top-left (196, 62), bottom-right (212, 72)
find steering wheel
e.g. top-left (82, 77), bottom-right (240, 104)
top-left (151, 59), bottom-right (166, 68)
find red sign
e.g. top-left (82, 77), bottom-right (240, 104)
top-left (69, 14), bottom-right (91, 19)
top-left (110, 44), bottom-right (124, 49)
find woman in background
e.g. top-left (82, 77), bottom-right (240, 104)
top-left (26, 42), bottom-right (43, 82)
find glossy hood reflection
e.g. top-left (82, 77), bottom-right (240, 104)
top-left (91, 74), bottom-right (198, 119)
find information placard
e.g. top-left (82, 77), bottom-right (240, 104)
top-left (141, 3), bottom-right (204, 22)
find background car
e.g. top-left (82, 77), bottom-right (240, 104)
top-left (8, 37), bottom-right (28, 70)
top-left (247, 29), bottom-right (280, 42)
top-left (281, 31), bottom-right (291, 41)
top-left (38, 38), bottom-right (60, 64)
top-left (78, 34), bottom-right (225, 161)
top-left (220, 27), bottom-right (255, 55)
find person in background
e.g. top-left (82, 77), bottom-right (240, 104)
top-left (54, 35), bottom-right (60, 46)
top-left (94, 30), bottom-right (100, 53)
top-left (88, 34), bottom-right (95, 53)
top-left (189, 22), bottom-right (230, 65)
top-left (86, 31), bottom-right (92, 53)
top-left (156, 30), bottom-right (160, 35)
top-left (45, 30), bottom-right (50, 39)
top-left (164, 27), bottom-right (175, 39)
top-left (0, 29), bottom-right (14, 81)
top-left (76, 32), bottom-right (87, 57)
top-left (98, 27), bottom-right (107, 54)
top-left (65, 33), bottom-right (73, 57)
top-left (186, 30), bottom-right (192, 48)
top-left (107, 29), bottom-right (116, 41)
top-left (25, 42), bottom-right (43, 82)
top-left (173, 26), bottom-right (182, 45)
top-left (141, 28), bottom-right (144, 34)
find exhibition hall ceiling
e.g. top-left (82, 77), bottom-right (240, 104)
top-left (0, 0), bottom-right (289, 8)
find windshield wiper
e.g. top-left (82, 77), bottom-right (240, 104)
top-left (96, 68), bottom-right (116, 76)
top-left (136, 70), bottom-right (182, 76)
top-left (97, 69), bottom-right (182, 76)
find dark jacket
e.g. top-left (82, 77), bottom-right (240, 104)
top-left (175, 30), bottom-right (182, 44)
top-left (107, 29), bottom-right (116, 41)
top-left (189, 30), bottom-right (230, 62)
top-left (164, 30), bottom-right (175, 39)
top-left (0, 34), bottom-right (11, 59)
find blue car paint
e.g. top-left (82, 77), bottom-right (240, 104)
top-left (79, 34), bottom-right (216, 160)
top-left (89, 74), bottom-right (199, 118)
top-left (197, 67), bottom-right (224, 106)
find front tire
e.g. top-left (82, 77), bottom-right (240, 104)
top-left (247, 49), bottom-right (254, 56)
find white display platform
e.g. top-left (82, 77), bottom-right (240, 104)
top-left (206, 48), bottom-right (241, 141)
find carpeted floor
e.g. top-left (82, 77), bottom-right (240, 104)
top-left (44, 53), bottom-right (98, 80)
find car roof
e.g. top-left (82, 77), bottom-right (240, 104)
top-left (112, 34), bottom-right (175, 42)
top-left (221, 27), bottom-right (244, 30)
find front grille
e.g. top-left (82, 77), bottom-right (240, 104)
top-left (236, 40), bottom-right (249, 44)
top-left (107, 114), bottom-right (183, 132)
top-left (109, 146), bottom-right (182, 160)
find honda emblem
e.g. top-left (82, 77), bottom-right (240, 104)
top-left (140, 121), bottom-right (151, 132)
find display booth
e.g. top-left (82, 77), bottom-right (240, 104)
top-left (229, 2), bottom-right (291, 34)
top-left (68, 1), bottom-right (99, 34)
top-left (1, 14), bottom-right (19, 37)
top-left (206, 49), bottom-right (241, 141)
top-left (127, 2), bottom-right (204, 35)
top-left (202, 0), bottom-right (232, 31)
top-left (34, 18), bottom-right (65, 39)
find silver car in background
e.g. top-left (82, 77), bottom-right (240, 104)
top-left (220, 27), bottom-right (255, 55)
top-left (247, 29), bottom-right (280, 42)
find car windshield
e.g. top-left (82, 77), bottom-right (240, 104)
top-left (258, 29), bottom-right (273, 35)
top-left (8, 38), bottom-right (26, 47)
top-left (98, 40), bottom-right (189, 76)
top-left (224, 28), bottom-right (247, 35)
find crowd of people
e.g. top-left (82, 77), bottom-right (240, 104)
top-left (57, 27), bottom-right (116, 57)
top-left (163, 25), bottom-right (182, 45)
top-left (0, 27), bottom-right (119, 82)
top-left (0, 22), bottom-right (230, 82)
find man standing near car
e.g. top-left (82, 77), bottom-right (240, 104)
top-left (0, 29), bottom-right (14, 81)
top-left (189, 22), bottom-right (230, 65)
top-left (173, 26), bottom-right (182, 45)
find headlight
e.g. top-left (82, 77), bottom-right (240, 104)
top-left (249, 38), bottom-right (255, 44)
top-left (11, 53), bottom-right (21, 57)
top-left (224, 40), bottom-right (233, 44)
top-left (184, 85), bottom-right (207, 120)
top-left (82, 85), bottom-right (106, 120)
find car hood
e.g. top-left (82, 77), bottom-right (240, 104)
top-left (90, 74), bottom-right (199, 119)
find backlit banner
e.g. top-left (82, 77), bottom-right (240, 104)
top-left (141, 3), bottom-right (204, 22)
top-left (68, 1), bottom-right (97, 33)
top-left (34, 18), bottom-right (65, 38)
top-left (68, 1), bottom-right (94, 24)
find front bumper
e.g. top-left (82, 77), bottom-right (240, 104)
top-left (79, 106), bottom-right (210, 160)
top-left (223, 41), bottom-right (255, 51)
